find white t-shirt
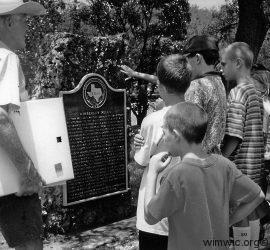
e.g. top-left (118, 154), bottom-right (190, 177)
top-left (0, 41), bottom-right (29, 110)
top-left (0, 41), bottom-right (29, 187)
top-left (134, 106), bottom-right (181, 236)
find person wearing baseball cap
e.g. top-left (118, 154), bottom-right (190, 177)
top-left (0, 1), bottom-right (45, 249)
top-left (184, 35), bottom-right (227, 154)
top-left (183, 35), bottom-right (219, 55)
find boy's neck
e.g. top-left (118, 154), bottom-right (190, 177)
top-left (236, 70), bottom-right (251, 85)
top-left (164, 94), bottom-right (185, 106)
top-left (181, 143), bottom-right (208, 160)
top-left (200, 64), bottom-right (215, 75)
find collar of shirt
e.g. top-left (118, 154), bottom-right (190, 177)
top-left (237, 76), bottom-right (254, 87)
top-left (182, 154), bottom-right (217, 168)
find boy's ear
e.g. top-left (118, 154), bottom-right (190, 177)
top-left (172, 129), bottom-right (182, 141)
top-left (195, 54), bottom-right (202, 64)
top-left (173, 129), bottom-right (180, 137)
top-left (235, 58), bottom-right (243, 69)
top-left (173, 129), bottom-right (186, 142)
top-left (173, 129), bottom-right (184, 143)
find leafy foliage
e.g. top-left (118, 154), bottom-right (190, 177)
top-left (23, 0), bottom-right (190, 125)
top-left (187, 6), bottom-right (214, 37)
top-left (31, 32), bottom-right (127, 98)
top-left (205, 0), bottom-right (238, 46)
top-left (86, 0), bottom-right (190, 124)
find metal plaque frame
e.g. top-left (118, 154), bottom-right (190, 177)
top-left (60, 73), bottom-right (129, 206)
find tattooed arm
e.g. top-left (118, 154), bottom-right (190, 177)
top-left (0, 105), bottom-right (42, 196)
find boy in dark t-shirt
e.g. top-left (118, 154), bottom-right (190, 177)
top-left (144, 102), bottom-right (264, 250)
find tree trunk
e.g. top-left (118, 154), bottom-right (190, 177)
top-left (235, 0), bottom-right (268, 61)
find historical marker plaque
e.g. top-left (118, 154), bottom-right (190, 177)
top-left (61, 74), bottom-right (129, 206)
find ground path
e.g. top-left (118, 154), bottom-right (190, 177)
top-left (0, 217), bottom-right (138, 250)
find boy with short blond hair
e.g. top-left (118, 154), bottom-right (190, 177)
top-left (144, 102), bottom-right (264, 250)
top-left (221, 42), bottom-right (266, 249)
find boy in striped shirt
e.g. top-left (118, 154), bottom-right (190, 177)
top-left (221, 42), bottom-right (265, 250)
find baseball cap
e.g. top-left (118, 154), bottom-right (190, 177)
top-left (183, 35), bottom-right (219, 55)
top-left (0, 0), bottom-right (46, 16)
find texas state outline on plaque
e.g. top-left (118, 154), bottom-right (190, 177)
top-left (87, 84), bottom-right (102, 102)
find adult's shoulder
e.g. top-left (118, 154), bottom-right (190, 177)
top-left (0, 48), bottom-right (20, 66)
top-left (186, 78), bottom-right (207, 97)
top-left (190, 77), bottom-right (206, 86)
top-left (191, 73), bottom-right (223, 85)
top-left (188, 75), bottom-right (222, 96)
top-left (0, 47), bottom-right (18, 59)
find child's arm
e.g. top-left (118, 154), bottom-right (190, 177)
top-left (144, 152), bottom-right (172, 225)
top-left (229, 190), bottom-right (265, 226)
top-left (221, 135), bottom-right (242, 158)
top-left (133, 114), bottom-right (160, 167)
top-left (119, 65), bottom-right (158, 84)
top-left (229, 165), bottom-right (265, 226)
top-left (223, 89), bottom-right (245, 157)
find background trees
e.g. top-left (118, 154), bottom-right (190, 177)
top-left (24, 0), bottom-right (191, 125)
top-left (201, 0), bottom-right (270, 62)
top-left (87, 0), bottom-right (190, 124)
top-left (235, 0), bottom-right (269, 61)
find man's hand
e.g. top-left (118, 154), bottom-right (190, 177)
top-left (134, 133), bottom-right (145, 149)
top-left (149, 152), bottom-right (172, 174)
top-left (119, 65), bottom-right (137, 81)
top-left (16, 159), bottom-right (44, 197)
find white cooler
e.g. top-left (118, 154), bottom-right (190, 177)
top-left (0, 97), bottom-right (74, 196)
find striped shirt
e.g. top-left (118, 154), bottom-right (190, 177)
top-left (225, 79), bottom-right (264, 184)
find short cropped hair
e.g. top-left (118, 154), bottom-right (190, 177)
top-left (164, 102), bottom-right (208, 144)
top-left (200, 50), bottom-right (220, 66)
top-left (226, 42), bottom-right (254, 69)
top-left (157, 54), bottom-right (191, 94)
